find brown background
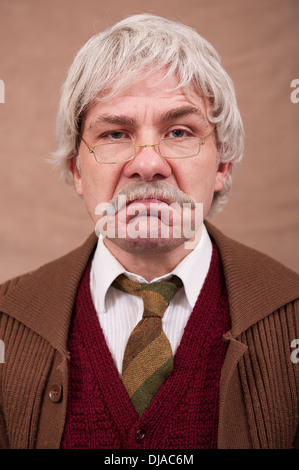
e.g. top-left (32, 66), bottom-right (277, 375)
top-left (0, 0), bottom-right (298, 283)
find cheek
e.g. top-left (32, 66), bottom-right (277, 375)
top-left (77, 158), bottom-right (123, 208)
top-left (172, 159), bottom-right (218, 202)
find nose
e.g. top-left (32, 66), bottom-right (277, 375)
top-left (123, 143), bottom-right (172, 182)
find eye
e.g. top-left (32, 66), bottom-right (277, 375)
top-left (167, 128), bottom-right (191, 138)
top-left (97, 130), bottom-right (131, 143)
top-left (108, 131), bottom-right (127, 140)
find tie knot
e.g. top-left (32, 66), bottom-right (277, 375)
top-left (112, 274), bottom-right (183, 318)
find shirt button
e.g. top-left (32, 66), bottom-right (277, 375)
top-left (135, 429), bottom-right (146, 442)
top-left (48, 384), bottom-right (62, 403)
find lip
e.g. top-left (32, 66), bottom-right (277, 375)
top-left (127, 198), bottom-right (172, 207)
top-left (125, 199), bottom-right (172, 220)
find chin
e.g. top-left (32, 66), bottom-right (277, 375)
top-left (99, 214), bottom-right (199, 255)
top-left (106, 235), bottom-right (188, 256)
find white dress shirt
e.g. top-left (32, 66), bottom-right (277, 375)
top-left (90, 224), bottom-right (212, 375)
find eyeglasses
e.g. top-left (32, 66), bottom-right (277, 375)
top-left (80, 128), bottom-right (215, 164)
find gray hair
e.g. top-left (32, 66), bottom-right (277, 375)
top-left (50, 13), bottom-right (244, 215)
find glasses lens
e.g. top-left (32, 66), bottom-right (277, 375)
top-left (159, 137), bottom-right (201, 159)
top-left (94, 141), bottom-right (135, 163)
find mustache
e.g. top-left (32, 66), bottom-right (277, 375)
top-left (108, 181), bottom-right (196, 212)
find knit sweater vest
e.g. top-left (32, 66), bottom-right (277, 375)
top-left (60, 242), bottom-right (230, 449)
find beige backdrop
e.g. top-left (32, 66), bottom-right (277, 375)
top-left (0, 0), bottom-right (298, 283)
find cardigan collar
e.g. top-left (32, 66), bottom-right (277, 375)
top-left (0, 223), bottom-right (298, 354)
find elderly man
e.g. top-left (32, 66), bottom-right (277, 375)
top-left (0, 14), bottom-right (298, 449)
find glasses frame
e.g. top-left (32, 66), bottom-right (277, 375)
top-left (80, 128), bottom-right (216, 164)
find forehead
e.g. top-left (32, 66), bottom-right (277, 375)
top-left (83, 69), bottom-right (210, 129)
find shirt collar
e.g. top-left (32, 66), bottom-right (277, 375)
top-left (90, 223), bottom-right (212, 313)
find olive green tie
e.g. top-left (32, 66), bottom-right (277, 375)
top-left (112, 273), bottom-right (183, 416)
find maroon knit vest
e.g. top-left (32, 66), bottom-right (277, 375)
top-left (60, 242), bottom-right (230, 449)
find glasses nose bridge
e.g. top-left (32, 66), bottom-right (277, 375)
top-left (135, 141), bottom-right (161, 158)
top-left (136, 142), bottom-right (158, 149)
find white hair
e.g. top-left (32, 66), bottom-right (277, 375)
top-left (50, 13), bottom-right (244, 215)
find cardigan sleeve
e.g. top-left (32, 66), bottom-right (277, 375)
top-left (0, 309), bottom-right (56, 448)
top-left (0, 378), bottom-right (9, 448)
top-left (293, 424), bottom-right (299, 449)
top-left (238, 300), bottom-right (299, 449)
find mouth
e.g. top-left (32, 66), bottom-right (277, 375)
top-left (126, 197), bottom-right (172, 207)
top-left (124, 198), bottom-right (182, 226)
top-left (107, 181), bottom-right (197, 215)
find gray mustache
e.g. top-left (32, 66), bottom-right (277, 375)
top-left (109, 181), bottom-right (196, 211)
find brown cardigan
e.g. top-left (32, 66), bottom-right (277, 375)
top-left (0, 223), bottom-right (298, 449)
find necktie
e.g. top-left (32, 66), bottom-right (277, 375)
top-left (112, 273), bottom-right (183, 416)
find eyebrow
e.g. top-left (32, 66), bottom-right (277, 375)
top-left (88, 114), bottom-right (135, 130)
top-left (160, 106), bottom-right (206, 123)
top-left (88, 106), bottom-right (208, 131)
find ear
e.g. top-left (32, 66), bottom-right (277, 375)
top-left (69, 156), bottom-right (83, 196)
top-left (214, 162), bottom-right (232, 192)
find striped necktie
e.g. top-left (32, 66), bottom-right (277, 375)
top-left (112, 273), bottom-right (183, 416)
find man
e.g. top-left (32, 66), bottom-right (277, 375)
top-left (0, 14), bottom-right (298, 449)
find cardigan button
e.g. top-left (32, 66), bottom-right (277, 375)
top-left (49, 384), bottom-right (62, 403)
top-left (135, 429), bottom-right (146, 442)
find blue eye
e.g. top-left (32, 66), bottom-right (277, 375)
top-left (170, 129), bottom-right (186, 138)
top-left (110, 131), bottom-right (124, 139)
